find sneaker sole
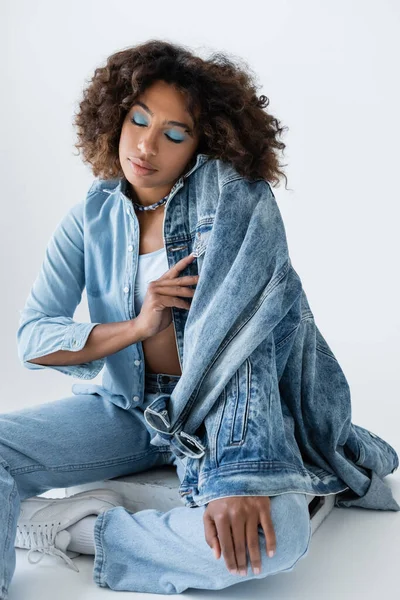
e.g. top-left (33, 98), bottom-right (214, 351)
top-left (26, 488), bottom-right (124, 507)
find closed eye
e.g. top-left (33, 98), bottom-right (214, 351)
top-left (130, 116), bottom-right (186, 144)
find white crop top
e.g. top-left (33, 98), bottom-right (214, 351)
top-left (134, 247), bottom-right (169, 317)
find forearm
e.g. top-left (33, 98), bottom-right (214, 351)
top-left (27, 318), bottom-right (146, 367)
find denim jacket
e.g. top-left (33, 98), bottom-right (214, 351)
top-left (16, 153), bottom-right (400, 511)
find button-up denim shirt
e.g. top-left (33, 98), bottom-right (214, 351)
top-left (16, 153), bottom-right (400, 511)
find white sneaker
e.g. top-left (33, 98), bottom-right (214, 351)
top-left (15, 488), bottom-right (124, 572)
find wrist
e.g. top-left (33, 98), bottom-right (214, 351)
top-left (131, 316), bottom-right (148, 343)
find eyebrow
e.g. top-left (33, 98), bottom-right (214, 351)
top-left (132, 101), bottom-right (194, 135)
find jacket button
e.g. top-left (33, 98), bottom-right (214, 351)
top-left (128, 245), bottom-right (133, 252)
top-left (133, 395), bottom-right (140, 402)
top-left (123, 286), bottom-right (129, 293)
top-left (134, 360), bottom-right (141, 366)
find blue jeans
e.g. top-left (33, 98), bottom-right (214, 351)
top-left (0, 372), bottom-right (311, 597)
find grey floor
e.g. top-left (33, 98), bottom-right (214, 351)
top-left (8, 474), bottom-right (400, 600)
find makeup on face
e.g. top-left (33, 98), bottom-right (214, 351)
top-left (130, 110), bottom-right (188, 144)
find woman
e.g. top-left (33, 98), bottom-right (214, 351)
top-left (4, 39), bottom-right (398, 597)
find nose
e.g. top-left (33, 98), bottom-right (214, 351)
top-left (137, 129), bottom-right (158, 156)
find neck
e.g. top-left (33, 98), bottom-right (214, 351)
top-left (127, 180), bottom-right (178, 207)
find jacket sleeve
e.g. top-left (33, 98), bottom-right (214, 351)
top-left (144, 176), bottom-right (303, 450)
top-left (16, 189), bottom-right (105, 380)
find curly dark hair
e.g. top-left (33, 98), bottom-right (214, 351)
top-left (73, 39), bottom-right (289, 187)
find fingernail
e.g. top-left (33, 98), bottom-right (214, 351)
top-left (229, 568), bottom-right (238, 575)
top-left (239, 569), bottom-right (247, 576)
top-left (268, 550), bottom-right (275, 558)
top-left (253, 567), bottom-right (261, 574)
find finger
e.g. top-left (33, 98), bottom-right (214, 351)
top-left (155, 275), bottom-right (199, 288)
top-left (214, 518), bottom-right (238, 574)
top-left (203, 513), bottom-right (221, 560)
top-left (149, 294), bottom-right (192, 310)
top-left (213, 536), bottom-right (221, 560)
top-left (159, 254), bottom-right (197, 280)
top-left (230, 515), bottom-right (248, 576)
top-left (151, 284), bottom-right (196, 299)
top-left (144, 281), bottom-right (192, 310)
top-left (246, 517), bottom-right (262, 575)
top-left (259, 511), bottom-right (276, 558)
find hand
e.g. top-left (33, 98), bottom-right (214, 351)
top-left (135, 253), bottom-right (199, 339)
top-left (203, 496), bottom-right (276, 576)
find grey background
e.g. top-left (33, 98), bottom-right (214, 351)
top-left (3, 1), bottom-right (399, 440)
top-left (1, 2), bottom-right (399, 597)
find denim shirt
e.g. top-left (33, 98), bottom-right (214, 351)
top-left (16, 153), bottom-right (400, 511)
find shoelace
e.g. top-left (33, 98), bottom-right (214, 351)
top-left (15, 522), bottom-right (80, 573)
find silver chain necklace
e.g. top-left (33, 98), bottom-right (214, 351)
top-left (124, 157), bottom-right (196, 211)
top-left (126, 186), bottom-right (169, 212)
top-left (131, 194), bottom-right (169, 212)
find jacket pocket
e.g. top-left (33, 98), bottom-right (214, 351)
top-left (221, 358), bottom-right (251, 445)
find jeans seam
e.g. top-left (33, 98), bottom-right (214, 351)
top-left (2, 479), bottom-right (18, 598)
top-left (93, 511), bottom-right (107, 588)
top-left (9, 448), bottom-right (165, 476)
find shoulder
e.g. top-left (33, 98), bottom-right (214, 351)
top-left (195, 157), bottom-right (274, 198)
top-left (83, 177), bottom-right (122, 221)
top-left (187, 158), bottom-right (277, 228)
top-left (86, 177), bottom-right (121, 199)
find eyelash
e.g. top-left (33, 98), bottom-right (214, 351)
top-left (130, 116), bottom-right (185, 144)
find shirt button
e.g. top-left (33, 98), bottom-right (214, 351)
top-left (128, 245), bottom-right (133, 252)
top-left (133, 395), bottom-right (140, 402)
top-left (126, 208), bottom-right (130, 214)
top-left (134, 360), bottom-right (141, 366)
top-left (123, 286), bottom-right (129, 293)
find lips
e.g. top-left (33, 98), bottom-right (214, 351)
top-left (128, 159), bottom-right (157, 176)
top-left (129, 157), bottom-right (157, 170)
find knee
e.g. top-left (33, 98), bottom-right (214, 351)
top-left (264, 493), bottom-right (311, 571)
